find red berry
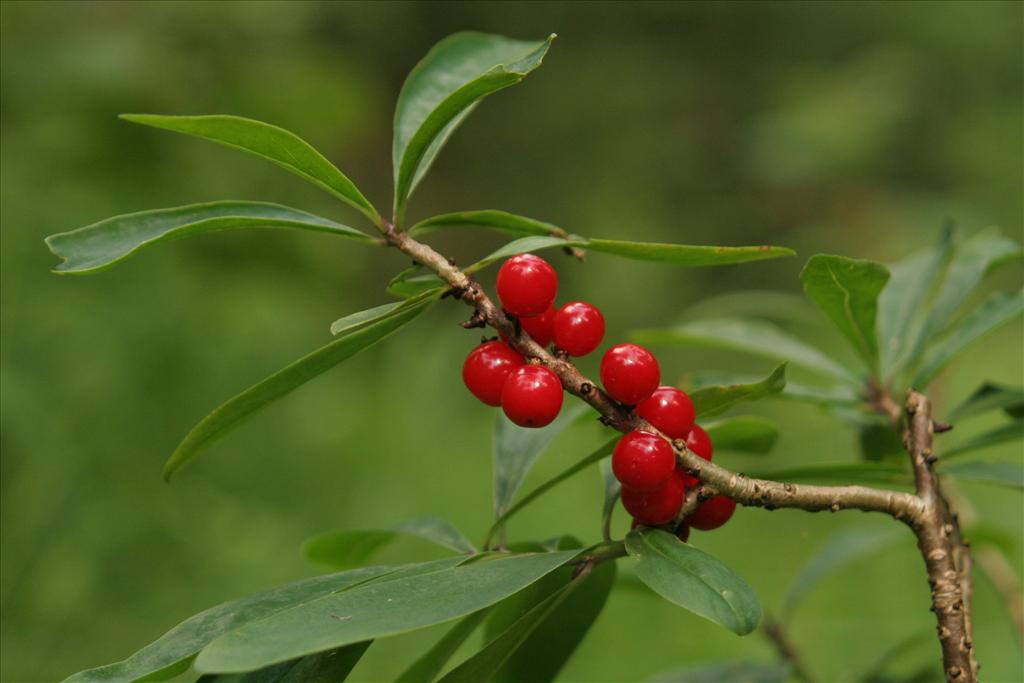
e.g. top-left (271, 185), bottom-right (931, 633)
top-left (636, 386), bottom-right (695, 439)
top-left (686, 425), bottom-right (714, 461)
top-left (612, 431), bottom-right (675, 492)
top-left (515, 305), bottom-right (555, 347)
top-left (599, 343), bottom-right (660, 405)
top-left (621, 475), bottom-right (684, 526)
top-left (501, 365), bottom-right (564, 428)
top-left (462, 341), bottom-right (523, 406)
top-left (496, 254), bottom-right (558, 317)
top-left (686, 495), bottom-right (736, 531)
top-left (552, 301), bottom-right (605, 356)
top-left (675, 523), bottom-right (691, 543)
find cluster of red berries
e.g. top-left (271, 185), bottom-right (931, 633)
top-left (461, 253), bottom-right (736, 537)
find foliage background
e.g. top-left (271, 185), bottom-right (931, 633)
top-left (1, 1), bottom-right (1021, 681)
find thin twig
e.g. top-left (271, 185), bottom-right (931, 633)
top-left (763, 614), bottom-right (816, 683)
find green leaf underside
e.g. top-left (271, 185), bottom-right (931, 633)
top-left (46, 201), bottom-right (376, 274)
top-left (395, 610), bottom-right (492, 683)
top-left (634, 319), bottom-right (855, 382)
top-left (745, 463), bottom-right (913, 487)
top-left (163, 297), bottom-right (434, 480)
top-left (625, 529), bottom-right (762, 635)
top-left (198, 642), bottom-right (371, 682)
top-left (781, 527), bottom-right (904, 618)
top-left (941, 461), bottom-right (1024, 490)
top-left (488, 439), bottom-right (617, 541)
top-left (689, 364), bottom-right (787, 419)
top-left (393, 33), bottom-right (555, 219)
top-left (410, 210), bottom-right (567, 238)
top-left (585, 239), bottom-right (795, 266)
top-left (800, 254), bottom-right (890, 371)
top-left (492, 405), bottom-right (588, 518)
top-left (120, 115), bottom-right (379, 222)
top-left (912, 290), bottom-right (1024, 387)
top-left (948, 383), bottom-right (1024, 422)
top-left (687, 371), bottom-right (860, 407)
top-left (330, 288), bottom-right (444, 335)
top-left (941, 421), bottom-right (1024, 459)
top-left (303, 516), bottom-right (476, 569)
top-left (194, 551), bottom-right (577, 674)
top-left (703, 417), bottom-right (779, 454)
top-left (648, 661), bottom-right (790, 683)
top-left (61, 565), bottom-right (394, 683)
top-left (386, 266), bottom-right (447, 299)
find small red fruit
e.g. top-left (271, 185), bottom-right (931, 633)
top-left (496, 254), bottom-right (558, 317)
top-left (686, 424), bottom-right (714, 461)
top-left (519, 305), bottom-right (555, 346)
top-left (600, 343), bottom-right (660, 405)
top-left (636, 386), bottom-right (695, 439)
top-left (675, 524), bottom-right (691, 543)
top-left (621, 475), bottom-right (684, 526)
top-left (612, 430), bottom-right (675, 492)
top-left (462, 341), bottom-right (524, 406)
top-left (552, 301), bottom-right (605, 356)
top-left (501, 364), bottom-right (564, 428)
top-left (686, 495), bottom-right (736, 531)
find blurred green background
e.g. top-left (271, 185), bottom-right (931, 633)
top-left (2, 1), bottom-right (1022, 681)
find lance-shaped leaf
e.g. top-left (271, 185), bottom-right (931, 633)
top-left (303, 516), bottom-right (476, 569)
top-left (197, 642), bottom-right (371, 682)
top-left (61, 565), bottom-right (394, 683)
top-left (625, 529), bottom-right (762, 635)
top-left (46, 201), bottom-right (378, 275)
top-left (689, 364), bottom-right (787, 419)
top-left (940, 461), bottom-right (1023, 491)
top-left (410, 210), bottom-right (570, 238)
top-left (395, 610), bottom-right (492, 683)
top-left (584, 239), bottom-right (795, 267)
top-left (800, 254), bottom-right (890, 372)
top-left (600, 460), bottom-right (621, 540)
top-left (912, 290), bottom-right (1024, 387)
top-left (120, 115), bottom-right (380, 223)
top-left (194, 551), bottom-right (578, 674)
top-left (941, 421), bottom-right (1024, 459)
top-left (466, 236), bottom-right (587, 274)
top-left (393, 33), bottom-right (555, 220)
top-left (648, 661), bottom-right (790, 683)
top-left (947, 383), bottom-right (1024, 422)
top-left (687, 371), bottom-right (860, 407)
top-left (634, 319), bottom-right (855, 382)
top-left (164, 297), bottom-right (435, 480)
top-left (703, 416), bottom-right (779, 454)
top-left (329, 288), bottom-right (444, 335)
top-left (386, 266), bottom-right (447, 299)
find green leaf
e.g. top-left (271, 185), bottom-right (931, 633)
top-left (648, 661), bottom-right (790, 683)
top-left (942, 421), bottom-right (1024, 459)
top-left (745, 463), bottom-right (913, 487)
top-left (330, 289), bottom-right (445, 335)
top-left (486, 438), bottom-right (617, 550)
top-left (395, 610), bottom-right (492, 683)
top-left (948, 383), bottom-right (1024, 422)
top-left (940, 461), bottom-right (1024, 491)
top-left (386, 266), bottom-right (447, 299)
top-left (198, 643), bottom-right (371, 682)
top-left (584, 239), bottom-right (795, 267)
top-left (624, 529), bottom-right (762, 635)
top-left (303, 516), bottom-right (476, 569)
top-left (858, 421), bottom-right (907, 461)
top-left (689, 364), bottom-right (787, 419)
top-left (687, 371), bottom-right (860, 407)
top-left (800, 254), bottom-right (890, 372)
top-left (600, 460), bottom-right (621, 540)
top-left (781, 527), bottom-right (903, 618)
top-left (194, 550), bottom-right (578, 674)
top-left (466, 236), bottom-right (587, 274)
top-left (410, 210), bottom-right (569, 238)
top-left (45, 201), bottom-right (378, 275)
top-left (61, 565), bottom-right (393, 683)
top-left (393, 33), bottom-right (555, 221)
top-left (634, 319), bottom-right (855, 382)
top-left (164, 296), bottom-right (435, 480)
top-left (702, 417), bottom-right (779, 454)
top-left (912, 290), bottom-right (1024, 387)
top-left (492, 405), bottom-right (588, 518)
top-left (120, 115), bottom-right (380, 223)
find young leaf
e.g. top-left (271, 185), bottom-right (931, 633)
top-left (947, 383), bottom-right (1024, 422)
top-left (703, 416), bottom-right (779, 454)
top-left (465, 235), bottom-right (587, 274)
top-left (194, 550), bottom-right (578, 674)
top-left (386, 266), bottom-right (447, 299)
top-left (689, 364), bottom-right (787, 418)
top-left (584, 239), bottom-right (795, 267)
top-left (303, 516), bottom-right (476, 569)
top-left (800, 254), bottom-right (890, 372)
top-left (395, 610), bottom-right (492, 683)
top-left (198, 643), bottom-right (371, 682)
top-left (940, 461), bottom-right (1024, 491)
top-left (61, 565), bottom-right (394, 683)
top-left (941, 421), bottom-right (1024, 459)
top-left (634, 319), bottom-right (856, 382)
top-left (912, 290), bottom-right (1024, 387)
top-left (625, 529), bottom-right (762, 635)
top-left (393, 33), bottom-right (555, 220)
top-left (164, 297), bottom-right (435, 480)
top-left (330, 288), bottom-right (445, 335)
top-left (120, 115), bottom-right (380, 223)
top-left (410, 210), bottom-right (569, 238)
top-left (781, 527), bottom-right (904, 618)
top-left (687, 371), bottom-right (860, 407)
top-left (745, 463), bottom-right (913, 487)
top-left (648, 661), bottom-right (790, 683)
top-left (492, 405), bottom-right (588, 518)
top-left (45, 201), bottom-right (378, 275)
